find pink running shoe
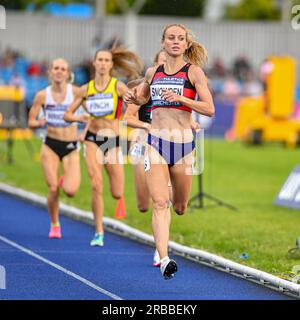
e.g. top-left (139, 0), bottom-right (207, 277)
top-left (48, 226), bottom-right (62, 239)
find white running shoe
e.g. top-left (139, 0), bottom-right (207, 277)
top-left (153, 249), bottom-right (161, 267)
top-left (160, 256), bottom-right (178, 280)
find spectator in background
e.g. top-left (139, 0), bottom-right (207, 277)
top-left (233, 54), bottom-right (251, 82)
top-left (40, 60), bottom-right (49, 76)
top-left (211, 56), bottom-right (226, 78)
top-left (260, 58), bottom-right (274, 113)
top-left (210, 76), bottom-right (224, 99)
top-left (27, 61), bottom-right (42, 76)
top-left (223, 73), bottom-right (241, 102)
top-left (9, 73), bottom-right (26, 97)
top-left (0, 48), bottom-right (14, 67)
top-left (242, 71), bottom-right (263, 97)
top-left (10, 73), bottom-right (25, 88)
top-left (260, 58), bottom-right (274, 91)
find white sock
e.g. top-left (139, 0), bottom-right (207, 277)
top-left (160, 256), bottom-right (170, 265)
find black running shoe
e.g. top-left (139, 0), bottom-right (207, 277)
top-left (160, 259), bottom-right (178, 280)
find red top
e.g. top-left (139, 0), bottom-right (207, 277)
top-left (150, 63), bottom-right (196, 113)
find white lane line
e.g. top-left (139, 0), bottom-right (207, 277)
top-left (0, 234), bottom-right (123, 300)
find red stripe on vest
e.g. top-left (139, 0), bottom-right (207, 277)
top-left (152, 72), bottom-right (166, 79)
top-left (183, 88), bottom-right (197, 99)
top-left (115, 98), bottom-right (123, 119)
top-left (174, 71), bottom-right (188, 79)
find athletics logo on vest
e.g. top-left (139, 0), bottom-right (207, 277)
top-left (66, 143), bottom-right (75, 150)
top-left (151, 77), bottom-right (185, 107)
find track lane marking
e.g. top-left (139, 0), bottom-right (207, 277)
top-left (0, 234), bottom-right (123, 300)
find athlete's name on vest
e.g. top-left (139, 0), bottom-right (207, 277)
top-left (101, 303), bottom-right (197, 317)
top-left (151, 85), bottom-right (183, 97)
top-left (152, 77), bottom-right (184, 96)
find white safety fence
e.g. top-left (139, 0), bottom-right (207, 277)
top-left (1, 12), bottom-right (300, 77)
top-left (0, 182), bottom-right (299, 299)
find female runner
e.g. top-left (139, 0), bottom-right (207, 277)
top-left (124, 24), bottom-right (214, 279)
top-left (64, 47), bottom-right (142, 246)
top-left (29, 58), bottom-right (81, 239)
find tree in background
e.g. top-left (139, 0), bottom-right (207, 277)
top-left (1, 0), bottom-right (84, 10)
top-left (106, 0), bottom-right (205, 16)
top-left (3, 0), bottom-right (206, 17)
top-left (224, 0), bottom-right (281, 20)
top-left (4, 0), bottom-right (298, 20)
top-left (140, 0), bottom-right (205, 17)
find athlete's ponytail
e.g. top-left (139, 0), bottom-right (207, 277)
top-left (162, 24), bottom-right (208, 67)
top-left (94, 46), bottom-right (143, 80)
top-left (185, 38), bottom-right (208, 67)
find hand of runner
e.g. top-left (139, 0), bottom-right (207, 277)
top-left (79, 114), bottom-right (90, 123)
top-left (123, 88), bottom-right (138, 104)
top-left (38, 117), bottom-right (46, 127)
top-left (161, 89), bottom-right (182, 103)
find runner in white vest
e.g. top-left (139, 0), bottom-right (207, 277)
top-left (28, 58), bottom-right (85, 239)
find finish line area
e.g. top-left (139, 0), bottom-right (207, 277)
top-left (0, 191), bottom-right (293, 301)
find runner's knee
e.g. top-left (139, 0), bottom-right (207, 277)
top-left (63, 186), bottom-right (78, 198)
top-left (138, 202), bottom-right (149, 213)
top-left (91, 178), bottom-right (103, 194)
top-left (111, 190), bottom-right (122, 200)
top-left (153, 198), bottom-right (169, 211)
top-left (48, 183), bottom-right (59, 194)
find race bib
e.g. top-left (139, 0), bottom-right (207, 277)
top-left (45, 104), bottom-right (69, 127)
top-left (144, 155), bottom-right (150, 172)
top-left (150, 77), bottom-right (185, 107)
top-left (130, 143), bottom-right (143, 158)
top-left (86, 93), bottom-right (114, 117)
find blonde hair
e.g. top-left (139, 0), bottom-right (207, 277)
top-left (94, 46), bottom-right (143, 80)
top-left (162, 24), bottom-right (208, 67)
top-left (49, 58), bottom-right (73, 83)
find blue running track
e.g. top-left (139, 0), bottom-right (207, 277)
top-left (0, 192), bottom-right (293, 300)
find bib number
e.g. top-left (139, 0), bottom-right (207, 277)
top-left (86, 94), bottom-right (114, 117)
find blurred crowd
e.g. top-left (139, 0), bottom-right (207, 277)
top-left (206, 54), bottom-right (265, 103)
top-left (0, 48), bottom-right (91, 110)
top-left (0, 47), bottom-right (293, 109)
